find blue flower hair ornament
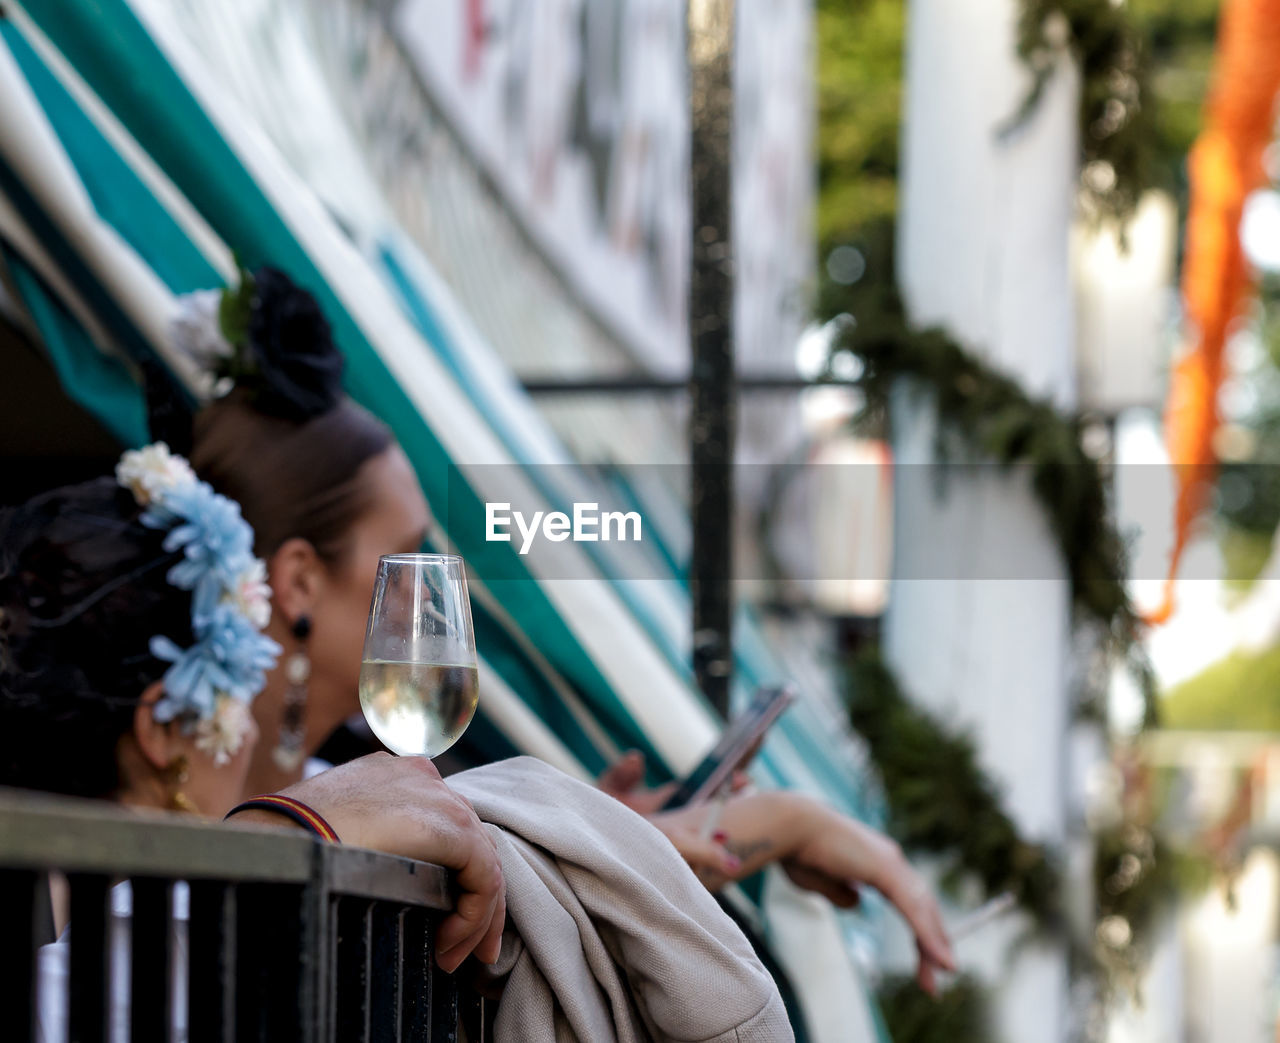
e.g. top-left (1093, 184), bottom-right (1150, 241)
top-left (116, 443), bottom-right (280, 764)
top-left (140, 479), bottom-right (254, 619)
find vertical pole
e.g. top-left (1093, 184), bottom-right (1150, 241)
top-left (688, 0), bottom-right (736, 718)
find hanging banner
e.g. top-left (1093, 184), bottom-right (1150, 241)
top-left (393, 0), bottom-right (813, 376)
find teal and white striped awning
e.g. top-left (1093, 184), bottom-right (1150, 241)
top-left (0, 5), bottom-right (890, 1038)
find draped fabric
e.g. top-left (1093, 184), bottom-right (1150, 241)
top-left (453, 758), bottom-right (793, 1043)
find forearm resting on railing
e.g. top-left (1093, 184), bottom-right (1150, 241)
top-left (259, 753), bottom-right (507, 972)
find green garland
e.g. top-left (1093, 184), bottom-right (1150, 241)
top-left (876, 974), bottom-right (991, 1043)
top-left (1011, 0), bottom-right (1159, 226)
top-left (848, 653), bottom-right (1213, 1033)
top-left (839, 310), bottom-right (1130, 634)
top-left (811, 9), bottom-right (1174, 1040)
top-left (817, 269), bottom-right (1156, 723)
top-left (847, 651), bottom-right (1061, 930)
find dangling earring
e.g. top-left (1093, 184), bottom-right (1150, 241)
top-left (273, 615), bottom-right (311, 773)
top-left (167, 755), bottom-right (198, 814)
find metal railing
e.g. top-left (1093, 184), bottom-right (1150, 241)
top-left (0, 788), bottom-right (482, 1042)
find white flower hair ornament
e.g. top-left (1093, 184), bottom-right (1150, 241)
top-left (115, 442), bottom-right (281, 765)
top-left (167, 266), bottom-right (346, 423)
top-left (170, 289), bottom-right (234, 370)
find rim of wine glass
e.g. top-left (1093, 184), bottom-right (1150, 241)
top-left (378, 553), bottom-right (464, 565)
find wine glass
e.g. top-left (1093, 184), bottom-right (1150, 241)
top-left (358, 554), bottom-right (479, 758)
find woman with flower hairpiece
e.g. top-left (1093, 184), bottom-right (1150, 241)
top-left (0, 449), bottom-right (279, 816)
top-left (173, 268), bottom-right (954, 998)
top-left (0, 444), bottom-right (513, 1040)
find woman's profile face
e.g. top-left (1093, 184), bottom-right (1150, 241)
top-left (307, 447), bottom-right (432, 740)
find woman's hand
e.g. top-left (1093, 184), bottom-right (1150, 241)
top-left (597, 750), bottom-right (751, 816)
top-left (275, 753), bottom-right (506, 974)
top-left (597, 751), bottom-right (677, 814)
top-left (646, 808), bottom-right (743, 887)
top-left (779, 800), bottom-right (955, 995)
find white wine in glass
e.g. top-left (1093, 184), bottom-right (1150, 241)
top-left (358, 554), bottom-right (478, 758)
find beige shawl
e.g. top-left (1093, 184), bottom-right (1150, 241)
top-left (451, 758), bottom-right (793, 1043)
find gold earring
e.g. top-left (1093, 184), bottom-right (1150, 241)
top-left (166, 755), bottom-right (198, 814)
top-left (273, 615), bottom-right (311, 773)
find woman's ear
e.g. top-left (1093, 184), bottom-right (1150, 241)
top-left (267, 537), bottom-right (324, 628)
top-left (132, 682), bottom-right (179, 772)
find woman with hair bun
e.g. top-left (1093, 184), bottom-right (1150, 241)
top-left (169, 267), bottom-right (427, 796)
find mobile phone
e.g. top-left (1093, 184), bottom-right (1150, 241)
top-left (660, 684), bottom-right (796, 811)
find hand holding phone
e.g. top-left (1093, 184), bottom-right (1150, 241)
top-left (660, 684), bottom-right (796, 811)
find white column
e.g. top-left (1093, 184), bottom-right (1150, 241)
top-left (883, 2), bottom-right (1080, 1040)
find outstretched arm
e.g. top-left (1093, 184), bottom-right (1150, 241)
top-left (650, 791), bottom-right (955, 994)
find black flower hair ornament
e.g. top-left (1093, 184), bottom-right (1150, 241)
top-left (172, 264), bottom-right (345, 423)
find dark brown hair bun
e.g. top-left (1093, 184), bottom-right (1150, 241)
top-left (241, 267), bottom-right (345, 423)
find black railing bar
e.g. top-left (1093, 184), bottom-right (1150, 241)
top-left (0, 791), bottom-right (454, 910)
top-left (520, 375), bottom-right (862, 395)
top-left (0, 789), bottom-right (312, 881)
top-left (323, 847), bottom-right (452, 910)
top-left (302, 841), bottom-right (329, 1043)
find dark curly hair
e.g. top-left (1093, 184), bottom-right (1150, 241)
top-left (0, 478), bottom-right (194, 799)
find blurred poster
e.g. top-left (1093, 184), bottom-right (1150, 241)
top-left (393, 0), bottom-right (813, 376)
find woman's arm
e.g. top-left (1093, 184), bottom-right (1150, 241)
top-left (650, 791), bottom-right (955, 993)
top-left (650, 791), bottom-right (810, 878)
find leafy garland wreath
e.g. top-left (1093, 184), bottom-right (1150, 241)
top-left (1010, 0), bottom-right (1156, 227)
top-left (814, 5), bottom-right (1163, 1029)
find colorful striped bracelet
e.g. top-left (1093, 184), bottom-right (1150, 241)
top-left (225, 794), bottom-right (341, 843)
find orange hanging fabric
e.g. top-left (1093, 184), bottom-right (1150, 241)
top-left (1150, 0), bottom-right (1280, 624)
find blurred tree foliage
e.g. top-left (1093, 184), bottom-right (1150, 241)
top-left (815, 0), bottom-right (904, 248)
top-left (1128, 0), bottom-right (1219, 199)
top-left (1010, 0), bottom-right (1158, 226)
top-left (1213, 277), bottom-right (1280, 588)
top-left (1163, 638), bottom-right (1280, 730)
top-left (816, 0), bottom-right (1216, 261)
top-left (1092, 814), bottom-right (1214, 998)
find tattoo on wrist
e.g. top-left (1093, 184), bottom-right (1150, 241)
top-left (726, 838), bottom-right (773, 862)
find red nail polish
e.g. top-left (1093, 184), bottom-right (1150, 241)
top-left (725, 855), bottom-right (742, 871)
top-left (712, 830), bottom-right (729, 844)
